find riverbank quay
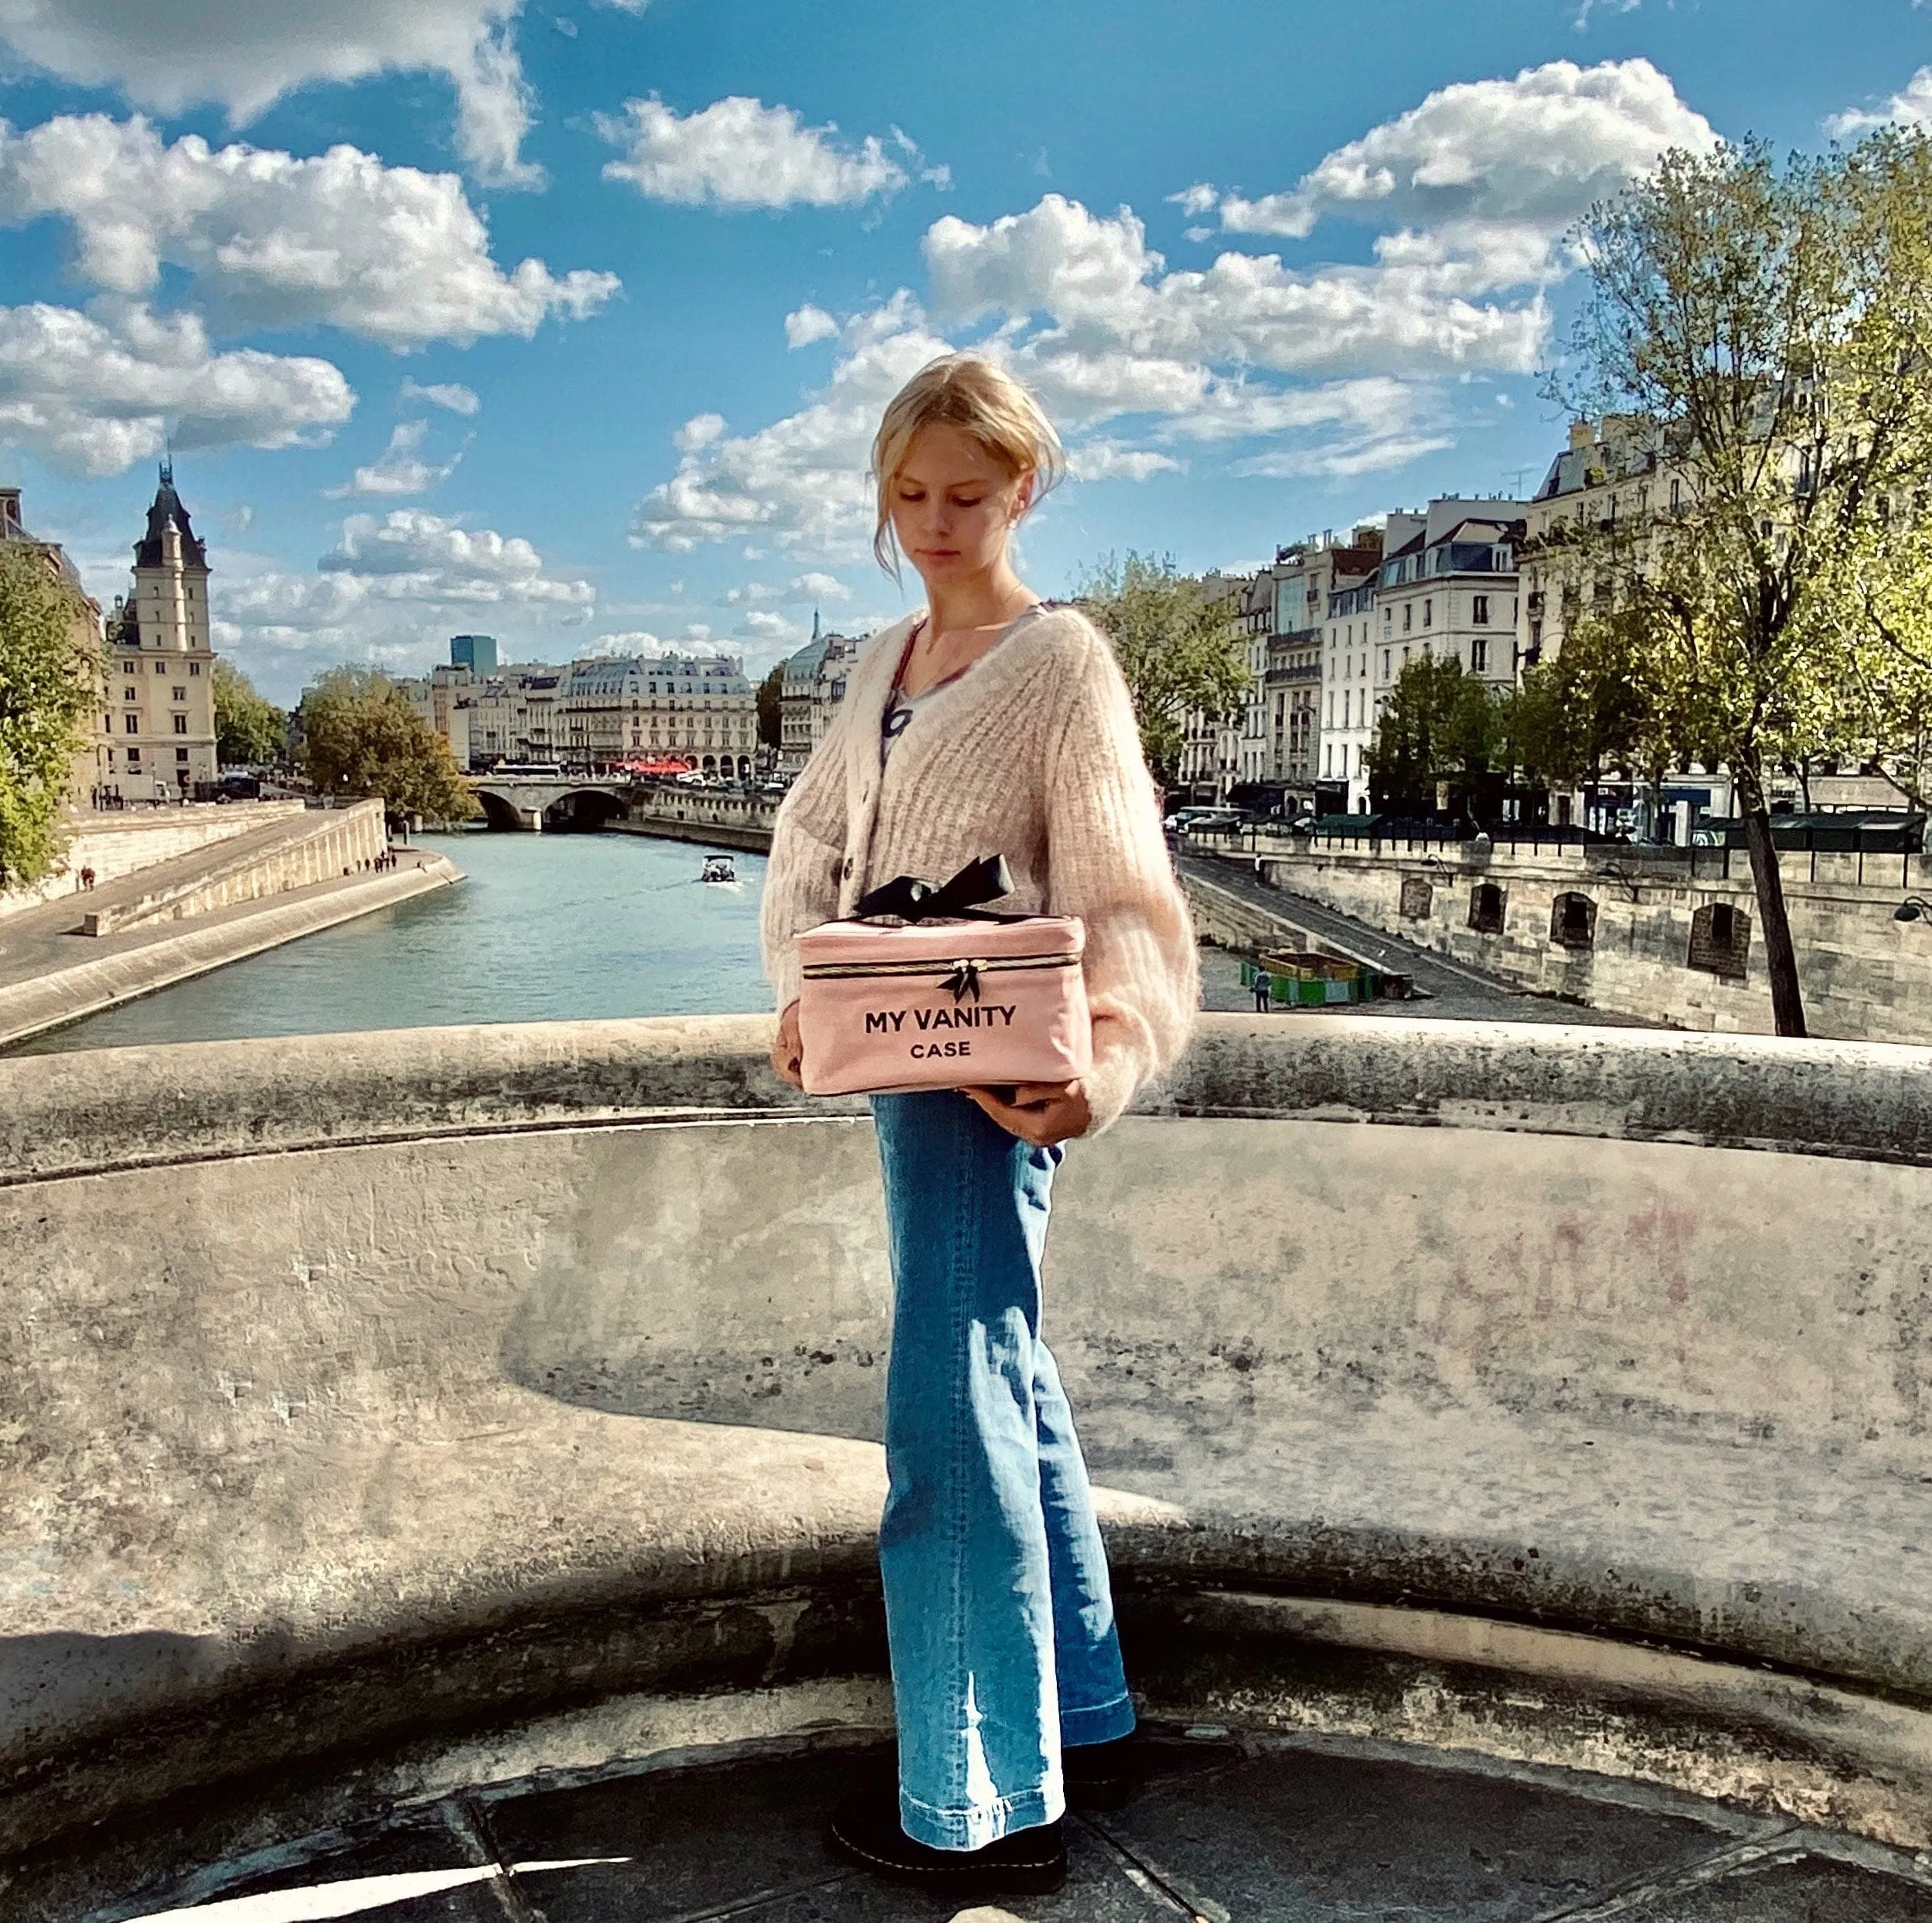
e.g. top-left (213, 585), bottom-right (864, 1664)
top-left (1210, 826), bottom-right (1932, 1038)
top-left (1181, 853), bottom-right (1660, 1026)
top-left (0, 806), bottom-right (460, 1048)
top-left (0, 800), bottom-right (308, 922)
top-left (5, 1014), bottom-right (1932, 1918)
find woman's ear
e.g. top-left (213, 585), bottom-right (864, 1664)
top-left (1010, 472), bottom-right (1036, 524)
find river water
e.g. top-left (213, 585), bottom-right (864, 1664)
top-left (12, 830), bottom-right (772, 1055)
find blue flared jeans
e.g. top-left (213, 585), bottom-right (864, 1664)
top-left (868, 1089), bottom-right (1135, 1851)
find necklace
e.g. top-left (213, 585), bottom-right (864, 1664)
top-left (903, 597), bottom-right (1041, 697)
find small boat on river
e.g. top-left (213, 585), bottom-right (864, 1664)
top-left (700, 854), bottom-right (738, 885)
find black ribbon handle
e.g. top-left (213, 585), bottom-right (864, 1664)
top-left (854, 853), bottom-right (1021, 925)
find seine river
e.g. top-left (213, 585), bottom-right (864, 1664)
top-left (12, 830), bottom-right (772, 1055)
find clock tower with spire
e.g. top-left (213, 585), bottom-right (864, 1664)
top-left (105, 461), bottom-right (219, 798)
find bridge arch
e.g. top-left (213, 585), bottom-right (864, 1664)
top-left (541, 788), bottom-right (628, 831)
top-left (471, 786), bottom-right (524, 831)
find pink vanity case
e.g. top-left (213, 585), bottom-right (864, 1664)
top-left (796, 912), bottom-right (1092, 1097)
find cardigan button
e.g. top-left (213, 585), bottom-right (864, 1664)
top-left (840, 856), bottom-right (854, 880)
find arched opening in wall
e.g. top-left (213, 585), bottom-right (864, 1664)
top-left (738, 755), bottom-right (751, 779)
top-left (1468, 881), bottom-right (1506, 935)
top-left (472, 789), bottom-right (522, 832)
top-left (1399, 875), bottom-right (1433, 919)
top-left (542, 790), bottom-right (627, 834)
top-left (1550, 892), bottom-right (1597, 950)
top-left (1688, 900), bottom-right (1751, 980)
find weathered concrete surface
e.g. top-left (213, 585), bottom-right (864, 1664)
top-left (617, 785), bottom-right (777, 852)
top-left (0, 850), bottom-right (460, 1048)
top-left (1, 1015), bottom-right (1930, 1863)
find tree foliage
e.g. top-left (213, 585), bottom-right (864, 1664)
top-left (0, 540), bottom-right (100, 890)
top-left (298, 667), bottom-right (479, 824)
top-left (1545, 128), bottom-right (1932, 1035)
top-left (213, 658), bottom-right (288, 767)
top-left (755, 662), bottom-right (785, 750)
top-left (1365, 655), bottom-right (1500, 811)
top-left (1075, 551), bottom-right (1251, 782)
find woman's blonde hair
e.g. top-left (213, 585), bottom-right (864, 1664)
top-left (871, 353), bottom-right (1065, 575)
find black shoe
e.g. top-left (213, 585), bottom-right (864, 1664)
top-left (828, 1780), bottom-right (1067, 1897)
top-left (1065, 1733), bottom-right (1150, 1812)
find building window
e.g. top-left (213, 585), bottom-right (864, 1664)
top-left (155, 660), bottom-right (167, 673)
top-left (1468, 882), bottom-right (1506, 935)
top-left (1670, 478), bottom-right (1682, 512)
top-left (1471, 636), bottom-right (1487, 673)
top-left (172, 685), bottom-right (187, 701)
top-left (122, 660), bottom-right (135, 674)
top-left (128, 747), bottom-right (141, 765)
top-left (124, 685), bottom-right (136, 700)
top-left (189, 662), bottom-right (201, 676)
top-left (1473, 595), bottom-right (1490, 625)
top-left (175, 745), bottom-right (190, 762)
top-left (124, 714), bottom-right (138, 733)
top-left (1423, 598), bottom-right (1433, 629)
top-left (1688, 902), bottom-right (1750, 979)
top-left (172, 714), bottom-right (188, 734)
top-left (1550, 892), bottom-right (1596, 950)
top-left (1382, 648), bottom-right (1390, 678)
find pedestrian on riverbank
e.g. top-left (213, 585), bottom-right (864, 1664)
top-left (764, 354), bottom-right (1198, 1902)
top-left (1253, 968), bottom-right (1272, 1013)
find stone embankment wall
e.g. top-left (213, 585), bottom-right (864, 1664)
top-left (80, 801), bottom-right (387, 936)
top-left (1182, 864), bottom-right (1379, 967)
top-left (2, 1015), bottom-right (1931, 1864)
top-left (1249, 837), bottom-right (1932, 1038)
top-left (0, 801), bottom-right (307, 922)
top-left (618, 785), bottom-right (778, 852)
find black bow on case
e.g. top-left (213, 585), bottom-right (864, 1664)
top-left (939, 960), bottom-right (983, 1004)
top-left (854, 853), bottom-right (1021, 925)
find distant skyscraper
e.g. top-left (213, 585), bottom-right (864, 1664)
top-left (451, 633), bottom-right (499, 673)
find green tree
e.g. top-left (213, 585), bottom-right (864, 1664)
top-left (297, 667), bottom-right (479, 825)
top-left (755, 661), bottom-right (785, 750)
top-left (1504, 605), bottom-right (1664, 796)
top-left (1549, 128), bottom-right (1932, 1035)
top-left (1075, 551), bottom-right (1251, 784)
top-left (0, 540), bottom-right (100, 890)
top-left (213, 658), bottom-right (288, 767)
top-left (1365, 654), bottom-right (1501, 815)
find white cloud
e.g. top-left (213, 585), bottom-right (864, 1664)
top-left (0, 299), bottom-right (353, 476)
top-left (399, 378), bottom-right (481, 415)
top-left (1065, 438), bottom-right (1184, 482)
top-left (721, 571), bottom-right (850, 605)
top-left (598, 95), bottom-right (911, 209)
top-left (1825, 67), bottom-right (1932, 139)
top-left (1200, 58), bottom-right (1715, 274)
top-left (785, 303), bottom-right (840, 348)
top-left (213, 509), bottom-right (595, 693)
top-left (1572, 0), bottom-right (1642, 29)
top-left (0, 0), bottom-right (542, 188)
top-left (631, 296), bottom-right (954, 553)
top-left (925, 194), bottom-right (1548, 379)
top-left (0, 115), bottom-right (618, 348)
top-left (630, 63), bottom-right (1716, 561)
top-left (325, 418), bottom-right (466, 497)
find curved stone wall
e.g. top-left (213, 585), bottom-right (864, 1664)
top-left (2, 1013), bottom-right (1930, 1870)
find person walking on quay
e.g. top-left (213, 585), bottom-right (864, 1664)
top-left (1253, 967), bottom-right (1273, 1014)
top-left (763, 354), bottom-right (1198, 1901)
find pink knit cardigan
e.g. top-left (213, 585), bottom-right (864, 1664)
top-left (759, 604), bottom-right (1199, 1132)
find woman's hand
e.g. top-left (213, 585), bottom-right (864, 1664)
top-left (963, 1080), bottom-right (1092, 1146)
top-left (772, 1000), bottom-right (805, 1089)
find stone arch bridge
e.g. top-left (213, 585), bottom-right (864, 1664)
top-left (466, 776), bottom-right (632, 833)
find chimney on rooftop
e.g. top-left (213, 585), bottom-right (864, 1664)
top-left (1568, 420), bottom-right (1596, 452)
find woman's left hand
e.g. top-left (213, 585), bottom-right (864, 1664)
top-left (963, 1080), bottom-right (1092, 1146)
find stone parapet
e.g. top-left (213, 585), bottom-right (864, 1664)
top-left (1, 1014), bottom-right (1930, 1871)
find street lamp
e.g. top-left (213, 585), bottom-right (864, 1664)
top-left (1893, 895), bottom-right (1932, 922)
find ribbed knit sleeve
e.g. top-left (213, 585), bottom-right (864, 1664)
top-left (1043, 620), bottom-right (1200, 1133)
top-left (759, 720), bottom-right (849, 1011)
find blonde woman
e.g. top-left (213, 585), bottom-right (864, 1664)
top-left (762, 354), bottom-right (1198, 1899)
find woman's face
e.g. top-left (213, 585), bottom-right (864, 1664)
top-left (888, 421), bottom-right (1033, 591)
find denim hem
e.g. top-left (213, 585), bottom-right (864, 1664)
top-left (898, 1780), bottom-right (1065, 1852)
top-left (1061, 1690), bottom-right (1137, 1746)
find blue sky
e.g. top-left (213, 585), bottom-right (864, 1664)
top-left (0, 0), bottom-right (1927, 703)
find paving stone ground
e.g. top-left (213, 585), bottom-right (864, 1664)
top-left (134, 1735), bottom-right (1932, 1923)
